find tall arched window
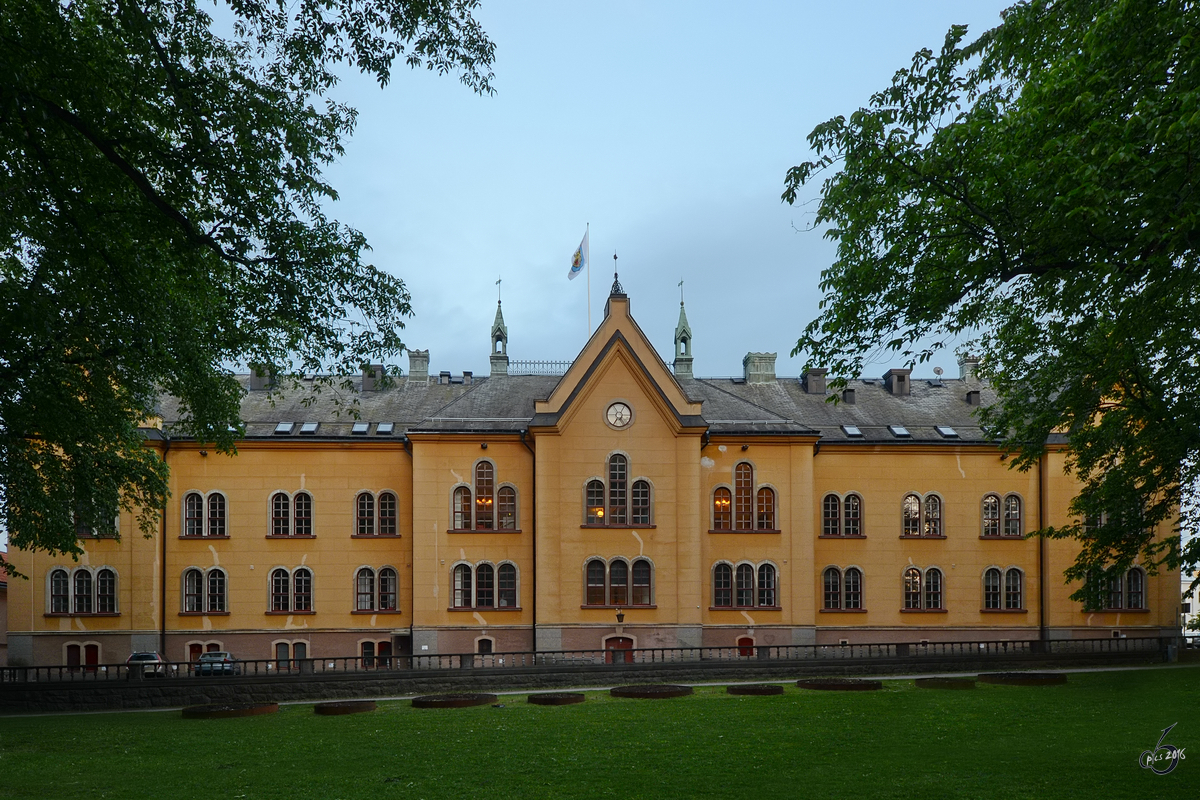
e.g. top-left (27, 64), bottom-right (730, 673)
top-left (271, 493), bottom-right (290, 537)
top-left (608, 455), bottom-right (628, 525)
top-left (356, 567), bottom-right (375, 610)
top-left (271, 569), bottom-right (290, 611)
top-left (207, 569), bottom-right (226, 613)
top-left (293, 492), bottom-right (312, 536)
top-left (476, 564), bottom-right (495, 608)
top-left (713, 488), bottom-right (732, 530)
top-left (984, 568), bottom-right (1002, 609)
top-left (96, 568), bottom-right (116, 614)
top-left (498, 564), bottom-right (517, 608)
top-left (756, 488), bottom-right (776, 530)
top-left (586, 560), bottom-right (606, 605)
top-left (379, 568), bottom-right (398, 610)
top-left (1003, 496), bottom-right (1022, 537)
top-left (923, 495), bottom-right (942, 537)
top-left (185, 493), bottom-right (204, 537)
top-left (757, 564), bottom-right (776, 607)
top-left (475, 462), bottom-right (495, 529)
top-left (1005, 569), bottom-right (1023, 609)
top-left (714, 563), bottom-right (733, 607)
top-left (208, 493), bottom-right (226, 537)
top-left (586, 481), bottom-right (605, 524)
top-left (453, 564), bottom-right (472, 608)
top-left (50, 568), bottom-right (70, 613)
top-left (902, 494), bottom-right (921, 537)
top-left (903, 567), bottom-right (922, 610)
top-left (1126, 569), bottom-right (1145, 610)
top-left (631, 480), bottom-right (651, 525)
top-left (844, 494), bottom-right (862, 537)
top-left (924, 568), bottom-right (943, 610)
top-left (74, 571), bottom-right (93, 614)
top-left (356, 493), bottom-right (375, 536)
top-left (734, 463), bottom-right (753, 530)
top-left (903, 494), bottom-right (943, 537)
top-left (844, 567), bottom-right (863, 609)
top-left (609, 559), bottom-right (629, 605)
top-left (735, 564), bottom-right (755, 607)
top-left (823, 567), bottom-right (842, 609)
top-left (293, 568), bottom-right (312, 611)
top-left (498, 487), bottom-right (517, 529)
top-left (378, 492), bottom-right (398, 535)
top-left (632, 560), bottom-right (652, 605)
top-left (184, 569), bottom-right (203, 612)
top-left (982, 494), bottom-right (1001, 537)
top-left (453, 486), bottom-right (472, 530)
top-left (822, 495), bottom-right (840, 537)
top-left (584, 559), bottom-right (652, 607)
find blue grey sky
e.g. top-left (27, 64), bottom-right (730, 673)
top-left (322, 1), bottom-right (1014, 379)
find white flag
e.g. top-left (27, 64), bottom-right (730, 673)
top-left (568, 228), bottom-right (589, 280)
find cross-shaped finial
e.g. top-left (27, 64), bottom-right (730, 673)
top-left (610, 252), bottom-right (624, 296)
top-left (496, 275), bottom-right (502, 303)
top-left (678, 278), bottom-right (684, 305)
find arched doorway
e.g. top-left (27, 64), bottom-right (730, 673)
top-left (605, 636), bottom-right (634, 664)
top-left (737, 636), bottom-right (755, 657)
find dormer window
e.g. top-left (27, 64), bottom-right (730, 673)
top-left (888, 425), bottom-right (911, 438)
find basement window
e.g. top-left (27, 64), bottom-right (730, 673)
top-left (274, 422), bottom-right (294, 435)
top-left (376, 422), bottom-right (394, 435)
top-left (299, 422), bottom-right (318, 435)
top-left (888, 425), bottom-right (911, 438)
top-left (935, 425), bottom-right (959, 438)
top-left (351, 422), bottom-right (370, 435)
top-left (841, 425), bottom-right (863, 438)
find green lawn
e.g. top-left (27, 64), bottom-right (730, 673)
top-left (1, 667), bottom-right (1196, 799)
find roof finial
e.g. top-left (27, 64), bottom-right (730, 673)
top-left (496, 275), bottom-right (502, 304)
top-left (678, 277), bottom-right (684, 306)
top-left (611, 252), bottom-right (624, 295)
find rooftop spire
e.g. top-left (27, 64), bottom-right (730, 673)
top-left (489, 288), bottom-right (509, 376)
top-left (673, 287), bottom-right (693, 378)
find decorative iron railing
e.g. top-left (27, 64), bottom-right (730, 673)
top-left (507, 360), bottom-right (573, 376)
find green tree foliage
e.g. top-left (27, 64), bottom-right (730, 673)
top-left (0, 0), bottom-right (494, 570)
top-left (783, 0), bottom-right (1199, 599)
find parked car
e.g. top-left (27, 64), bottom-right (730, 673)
top-left (196, 651), bottom-right (239, 676)
top-left (126, 652), bottom-right (168, 678)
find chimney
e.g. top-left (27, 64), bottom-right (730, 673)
top-left (883, 368), bottom-right (911, 396)
top-left (842, 388), bottom-right (856, 405)
top-left (407, 349), bottom-right (429, 383)
top-left (249, 364), bottom-right (273, 391)
top-left (439, 370), bottom-right (451, 385)
top-left (958, 355), bottom-right (980, 381)
top-left (463, 371), bottom-right (473, 386)
top-left (361, 364), bottom-right (383, 392)
top-left (804, 368), bottom-right (828, 395)
top-left (966, 390), bottom-right (981, 406)
top-left (742, 352), bottom-right (777, 384)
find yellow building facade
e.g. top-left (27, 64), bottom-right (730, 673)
top-left (5, 283), bottom-right (1182, 666)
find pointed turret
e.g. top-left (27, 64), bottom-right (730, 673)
top-left (489, 301), bottom-right (509, 376)
top-left (673, 300), bottom-right (694, 378)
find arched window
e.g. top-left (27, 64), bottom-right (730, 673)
top-left (586, 560), bottom-right (606, 605)
top-left (586, 480), bottom-right (605, 525)
top-left (453, 564), bottom-right (472, 608)
top-left (609, 559), bottom-right (629, 605)
top-left (293, 492), bottom-right (312, 536)
top-left (734, 463), bottom-right (753, 530)
top-left (844, 494), bottom-right (862, 537)
top-left (453, 486), bottom-right (472, 530)
top-left (74, 570), bottom-right (93, 614)
top-left (924, 568), bottom-right (943, 610)
top-left (1126, 569), bottom-right (1145, 610)
top-left (982, 494), bottom-right (1001, 537)
top-left (632, 559), bottom-right (652, 605)
top-left (923, 495), bottom-right (942, 537)
top-left (271, 493), bottom-right (290, 537)
top-left (823, 567), bottom-right (842, 609)
top-left (608, 455), bottom-right (628, 525)
top-left (903, 567), bottom-right (922, 610)
top-left (1106, 572), bottom-right (1124, 609)
top-left (475, 462), bottom-right (494, 529)
top-left (498, 564), bottom-right (517, 608)
top-left (714, 564), bottom-right (733, 607)
top-left (735, 564), bottom-right (755, 607)
top-left (293, 568), bottom-right (312, 611)
top-left (902, 494), bottom-right (921, 537)
top-left (356, 492), bottom-right (375, 536)
top-left (822, 494), bottom-right (840, 537)
top-left (844, 568), bottom-right (863, 609)
top-left (379, 568), bottom-right (398, 610)
top-left (185, 493), bottom-right (204, 537)
top-left (1003, 495), bottom-right (1022, 537)
top-left (498, 487), bottom-right (517, 529)
top-left (270, 568), bottom-right (290, 611)
top-left (476, 563), bottom-right (495, 608)
top-left (1005, 569), bottom-right (1023, 609)
top-left (96, 568), bottom-right (116, 613)
top-left (207, 569), bottom-right (226, 613)
top-left (631, 480), bottom-right (651, 525)
top-left (378, 492), bottom-right (398, 536)
top-left (356, 567), bottom-right (376, 611)
top-left (983, 568), bottom-right (1002, 609)
top-left (758, 564), bottom-right (777, 607)
top-left (756, 488), bottom-right (776, 530)
top-left (713, 488), bottom-right (732, 530)
top-left (184, 569), bottom-right (203, 612)
top-left (208, 493), bottom-right (226, 537)
top-left (50, 568), bottom-right (70, 613)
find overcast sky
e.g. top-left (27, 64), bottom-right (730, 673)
top-left (321, 1), bottom-right (1014, 380)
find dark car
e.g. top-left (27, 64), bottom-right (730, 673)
top-left (126, 651), bottom-right (168, 678)
top-left (196, 651), bottom-right (238, 675)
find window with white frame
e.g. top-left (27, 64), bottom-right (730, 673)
top-left (183, 491), bottom-right (228, 537)
top-left (269, 492), bottom-right (313, 537)
top-left (269, 567), bottom-right (313, 612)
top-left (903, 566), bottom-right (944, 610)
top-left (902, 493), bottom-right (944, 537)
top-left (822, 493), bottom-right (864, 537)
top-left (711, 562), bottom-right (778, 609)
top-left (48, 566), bottom-right (118, 615)
top-left (452, 462), bottom-right (519, 531)
top-left (450, 562), bottom-right (520, 609)
top-left (982, 494), bottom-right (1023, 537)
top-left (586, 455), bottom-right (652, 527)
top-left (355, 491), bottom-right (400, 536)
top-left (354, 566), bottom-right (399, 611)
top-left (583, 558), bottom-right (653, 606)
top-left (983, 567), bottom-right (1025, 610)
top-left (182, 567), bottom-right (227, 613)
top-left (821, 566), bottom-right (863, 610)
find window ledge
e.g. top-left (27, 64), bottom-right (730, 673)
top-left (180, 535), bottom-right (230, 540)
top-left (819, 608), bottom-right (867, 613)
top-left (818, 535), bottom-right (867, 540)
top-left (44, 612), bottom-right (120, 618)
top-left (351, 609), bottom-right (404, 614)
top-left (898, 535), bottom-right (947, 540)
top-left (709, 606), bottom-right (781, 612)
top-left (980, 608), bottom-right (1028, 614)
top-left (708, 529), bottom-right (780, 535)
top-left (1089, 607), bottom-right (1150, 613)
top-left (265, 535), bottom-right (317, 539)
top-left (447, 529), bottom-right (523, 534)
top-left (447, 606), bottom-right (524, 612)
top-left (580, 604), bottom-right (657, 610)
top-left (581, 524), bottom-right (656, 530)
top-left (979, 535), bottom-right (1025, 540)
top-left (900, 608), bottom-right (948, 613)
top-left (351, 534), bottom-right (403, 539)
top-left (179, 611), bottom-right (230, 616)
top-left (265, 610), bottom-right (315, 615)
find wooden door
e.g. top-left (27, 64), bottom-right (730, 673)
top-left (84, 644), bottom-right (99, 673)
top-left (605, 636), bottom-right (634, 664)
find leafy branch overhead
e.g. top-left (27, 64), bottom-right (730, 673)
top-left (0, 0), bottom-right (495, 565)
top-left (783, 0), bottom-right (1200, 598)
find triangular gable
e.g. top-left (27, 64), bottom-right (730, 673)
top-left (532, 294), bottom-right (704, 430)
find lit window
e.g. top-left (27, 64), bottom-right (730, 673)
top-left (713, 488), bottom-right (732, 530)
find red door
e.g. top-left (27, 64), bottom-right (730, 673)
top-left (737, 637), bottom-right (755, 657)
top-left (67, 644), bottom-right (81, 673)
top-left (605, 637), bottom-right (634, 664)
top-left (84, 644), bottom-right (99, 673)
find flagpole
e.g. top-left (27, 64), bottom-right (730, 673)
top-left (586, 222), bottom-right (592, 336)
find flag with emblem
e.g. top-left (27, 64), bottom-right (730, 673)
top-left (568, 227), bottom-right (589, 280)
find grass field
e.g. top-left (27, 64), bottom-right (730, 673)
top-left (1, 666), bottom-right (1196, 799)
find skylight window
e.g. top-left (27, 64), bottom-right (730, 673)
top-left (351, 422), bottom-right (369, 435)
top-left (842, 425), bottom-right (863, 438)
top-left (299, 422), bottom-right (318, 435)
top-left (274, 422), bottom-right (294, 435)
top-left (376, 422), bottom-right (394, 435)
top-left (888, 425), bottom-right (911, 438)
top-left (936, 425), bottom-right (959, 438)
